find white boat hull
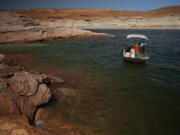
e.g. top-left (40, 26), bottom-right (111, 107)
top-left (123, 50), bottom-right (149, 62)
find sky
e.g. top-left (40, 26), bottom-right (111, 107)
top-left (0, 0), bottom-right (180, 11)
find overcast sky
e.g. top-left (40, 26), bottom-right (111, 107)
top-left (0, 0), bottom-right (180, 11)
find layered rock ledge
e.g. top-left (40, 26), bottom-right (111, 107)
top-left (0, 11), bottom-right (113, 44)
top-left (11, 6), bottom-right (180, 30)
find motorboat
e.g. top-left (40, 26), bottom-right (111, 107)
top-left (123, 34), bottom-right (149, 62)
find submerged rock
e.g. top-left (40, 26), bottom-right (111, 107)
top-left (54, 88), bottom-right (78, 106)
top-left (0, 54), bottom-right (5, 63)
top-left (56, 88), bottom-right (77, 97)
top-left (35, 120), bottom-right (45, 127)
top-left (46, 74), bottom-right (65, 84)
top-left (0, 64), bottom-right (7, 71)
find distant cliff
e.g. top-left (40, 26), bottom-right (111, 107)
top-left (0, 11), bottom-right (112, 44)
top-left (12, 6), bottom-right (180, 29)
top-left (0, 6), bottom-right (179, 44)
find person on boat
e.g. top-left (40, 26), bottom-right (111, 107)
top-left (140, 43), bottom-right (145, 55)
top-left (130, 46), bottom-right (135, 58)
top-left (134, 43), bottom-right (141, 54)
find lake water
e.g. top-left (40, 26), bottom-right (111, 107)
top-left (0, 29), bottom-right (180, 135)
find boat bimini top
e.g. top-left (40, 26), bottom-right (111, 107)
top-left (127, 34), bottom-right (149, 40)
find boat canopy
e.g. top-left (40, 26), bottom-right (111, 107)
top-left (127, 34), bottom-right (149, 40)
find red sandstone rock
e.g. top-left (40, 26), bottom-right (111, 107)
top-left (0, 78), bottom-right (7, 89)
top-left (29, 84), bottom-right (51, 106)
top-left (34, 108), bottom-right (48, 122)
top-left (46, 74), bottom-right (65, 83)
top-left (0, 79), bottom-right (15, 115)
top-left (0, 54), bottom-right (5, 63)
top-left (0, 70), bottom-right (52, 122)
top-left (7, 71), bottom-right (38, 96)
top-left (29, 72), bottom-right (43, 83)
top-left (40, 74), bottom-right (48, 80)
top-left (0, 64), bottom-right (24, 78)
top-left (16, 96), bottom-right (37, 121)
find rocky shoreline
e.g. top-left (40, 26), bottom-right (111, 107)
top-left (0, 53), bottom-right (81, 135)
top-left (0, 11), bottom-right (113, 44)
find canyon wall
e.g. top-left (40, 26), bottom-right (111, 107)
top-left (13, 6), bottom-right (180, 29)
top-left (0, 6), bottom-right (179, 44)
top-left (0, 11), bottom-right (112, 44)
top-left (39, 16), bottom-right (180, 29)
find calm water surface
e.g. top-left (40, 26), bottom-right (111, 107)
top-left (0, 30), bottom-right (180, 135)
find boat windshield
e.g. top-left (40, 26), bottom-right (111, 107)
top-left (127, 34), bottom-right (149, 40)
